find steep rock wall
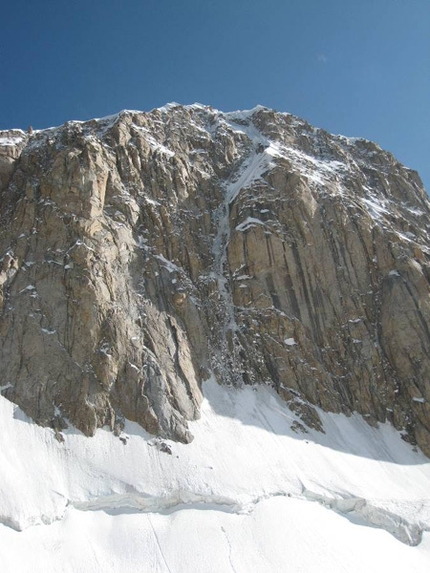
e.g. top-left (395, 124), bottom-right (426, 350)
top-left (0, 105), bottom-right (429, 452)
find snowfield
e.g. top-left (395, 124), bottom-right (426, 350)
top-left (0, 378), bottom-right (429, 572)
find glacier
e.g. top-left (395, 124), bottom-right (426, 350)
top-left (0, 377), bottom-right (429, 572)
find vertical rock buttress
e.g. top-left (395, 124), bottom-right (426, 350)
top-left (0, 105), bottom-right (429, 454)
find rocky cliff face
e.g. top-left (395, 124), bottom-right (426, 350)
top-left (1, 104), bottom-right (429, 453)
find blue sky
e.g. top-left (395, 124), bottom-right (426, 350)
top-left (1, 0), bottom-right (429, 190)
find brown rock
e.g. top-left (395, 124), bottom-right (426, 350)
top-left (0, 105), bottom-right (429, 454)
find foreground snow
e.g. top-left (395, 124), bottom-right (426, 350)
top-left (1, 379), bottom-right (429, 572)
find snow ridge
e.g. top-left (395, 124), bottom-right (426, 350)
top-left (63, 491), bottom-right (430, 547)
top-left (3, 487), bottom-right (425, 548)
top-left (301, 489), bottom-right (427, 546)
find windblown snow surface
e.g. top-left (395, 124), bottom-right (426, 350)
top-left (0, 378), bottom-right (429, 572)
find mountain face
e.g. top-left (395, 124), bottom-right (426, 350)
top-left (0, 104), bottom-right (429, 454)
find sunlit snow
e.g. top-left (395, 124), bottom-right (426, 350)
top-left (0, 379), bottom-right (429, 572)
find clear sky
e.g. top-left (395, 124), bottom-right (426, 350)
top-left (1, 0), bottom-right (429, 190)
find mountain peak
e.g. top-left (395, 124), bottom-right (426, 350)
top-left (0, 104), bottom-right (429, 452)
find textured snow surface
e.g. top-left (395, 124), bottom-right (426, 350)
top-left (0, 136), bottom-right (23, 147)
top-left (1, 379), bottom-right (430, 572)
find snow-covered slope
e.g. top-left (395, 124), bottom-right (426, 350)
top-left (1, 378), bottom-right (429, 572)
